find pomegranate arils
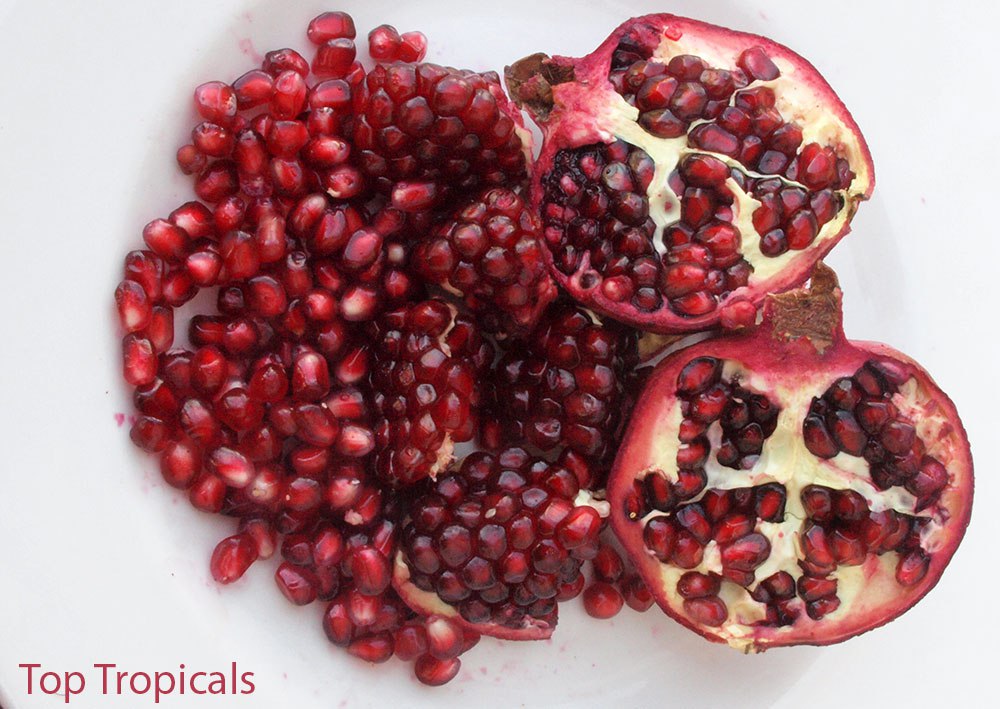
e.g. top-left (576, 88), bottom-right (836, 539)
top-left (804, 360), bottom-right (952, 505)
top-left (414, 654), bottom-right (461, 686)
top-left (368, 24), bottom-right (403, 62)
top-left (370, 300), bottom-right (491, 485)
top-left (488, 303), bottom-right (638, 484)
top-left (354, 62), bottom-right (528, 195)
top-left (396, 449), bottom-right (601, 638)
top-left (194, 81), bottom-right (237, 127)
top-left (416, 188), bottom-right (556, 333)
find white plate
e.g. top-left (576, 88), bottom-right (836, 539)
top-left (1, 0), bottom-right (998, 707)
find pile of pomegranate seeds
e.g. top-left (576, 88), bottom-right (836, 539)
top-left (116, 10), bottom-right (645, 686)
top-left (115, 9), bottom-right (971, 687)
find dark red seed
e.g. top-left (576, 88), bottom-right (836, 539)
top-left (683, 596), bottom-right (727, 626)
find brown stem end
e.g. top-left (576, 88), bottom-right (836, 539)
top-left (764, 262), bottom-right (844, 352)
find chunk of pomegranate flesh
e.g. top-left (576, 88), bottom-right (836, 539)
top-left (392, 448), bottom-right (607, 640)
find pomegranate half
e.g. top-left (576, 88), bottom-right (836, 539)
top-left (606, 264), bottom-right (972, 650)
top-left (506, 14), bottom-right (874, 332)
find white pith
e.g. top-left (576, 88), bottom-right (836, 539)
top-left (425, 303), bottom-right (460, 479)
top-left (554, 36), bottom-right (868, 288)
top-left (633, 362), bottom-right (956, 651)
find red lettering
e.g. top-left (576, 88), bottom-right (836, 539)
top-left (19, 664), bottom-right (40, 694)
top-left (66, 672), bottom-right (86, 703)
top-left (208, 672), bottom-right (226, 694)
top-left (241, 671), bottom-right (255, 694)
top-left (94, 664), bottom-right (115, 694)
top-left (190, 671), bottom-right (207, 695)
top-left (154, 671), bottom-right (176, 703)
top-left (130, 671), bottom-right (152, 695)
top-left (39, 672), bottom-right (61, 695)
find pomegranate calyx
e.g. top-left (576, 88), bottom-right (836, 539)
top-left (504, 53), bottom-right (575, 119)
top-left (764, 262), bottom-right (843, 352)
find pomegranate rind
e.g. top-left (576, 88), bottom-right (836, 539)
top-left (607, 305), bottom-right (971, 650)
top-left (510, 14), bottom-right (876, 333)
top-left (391, 551), bottom-right (556, 641)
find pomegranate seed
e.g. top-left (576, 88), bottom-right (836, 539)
top-left (582, 581), bottom-right (624, 619)
top-left (394, 623), bottom-right (428, 661)
top-left (348, 633), bottom-right (394, 663)
top-left (210, 534), bottom-right (258, 584)
top-left (308, 12), bottom-right (356, 44)
top-left (556, 506), bottom-right (601, 549)
top-left (176, 144), bottom-right (207, 174)
top-left (349, 548), bottom-right (390, 596)
top-left (130, 416), bottom-right (169, 452)
top-left (189, 475), bottom-right (226, 513)
top-left (193, 81), bottom-right (237, 127)
top-left (622, 575), bottom-right (654, 612)
top-left (683, 596), bottom-right (728, 626)
top-left (424, 616), bottom-right (464, 660)
top-left (368, 24), bottom-right (402, 61)
top-left (160, 439), bottom-right (199, 489)
top-left (275, 563), bottom-right (318, 605)
top-left (313, 38), bottom-right (356, 78)
top-left (142, 219), bottom-right (189, 262)
top-left (123, 335), bottom-right (157, 386)
top-left (262, 48), bottom-right (309, 78)
top-left (414, 655), bottom-right (461, 686)
top-left (232, 70), bottom-right (274, 108)
top-left (195, 161), bottom-right (239, 203)
top-left (677, 571), bottom-right (721, 599)
top-left (239, 518), bottom-right (277, 559)
top-left (207, 446), bottom-right (254, 487)
top-left (398, 32), bottom-right (428, 63)
top-left (270, 70), bottom-right (308, 119)
top-left (170, 202), bottom-right (214, 239)
top-left (192, 122), bottom-right (234, 157)
top-left (115, 280), bottom-right (152, 333)
top-left (266, 120), bottom-right (310, 158)
top-left (391, 181), bottom-right (439, 212)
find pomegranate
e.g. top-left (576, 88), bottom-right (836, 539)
top-left (505, 14), bottom-right (874, 332)
top-left (392, 447), bottom-right (607, 639)
top-left (607, 264), bottom-right (972, 649)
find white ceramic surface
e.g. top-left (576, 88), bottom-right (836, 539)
top-left (1, 0), bottom-right (997, 707)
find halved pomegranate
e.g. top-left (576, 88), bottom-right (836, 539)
top-left (606, 265), bottom-right (972, 649)
top-left (506, 14), bottom-right (874, 332)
